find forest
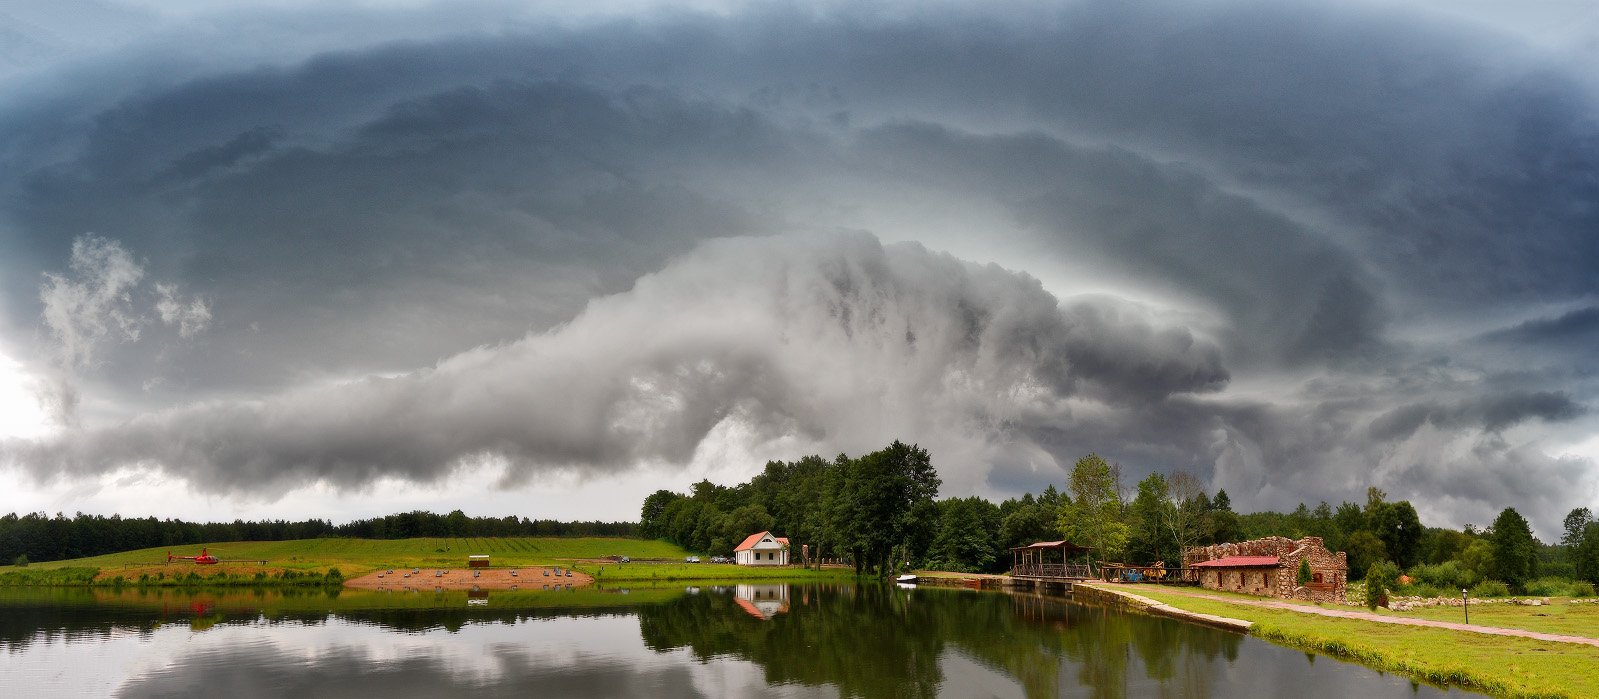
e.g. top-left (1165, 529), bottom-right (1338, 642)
top-left (641, 446), bottom-right (1599, 593)
top-left (0, 510), bottom-right (635, 566)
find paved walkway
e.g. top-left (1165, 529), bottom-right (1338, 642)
top-left (1111, 584), bottom-right (1599, 648)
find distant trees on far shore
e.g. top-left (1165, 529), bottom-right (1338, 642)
top-left (0, 510), bottom-right (636, 565)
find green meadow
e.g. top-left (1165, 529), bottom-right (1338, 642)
top-left (3, 537), bottom-right (852, 587)
top-left (1128, 587), bottom-right (1599, 699)
top-left (6, 537), bottom-right (689, 583)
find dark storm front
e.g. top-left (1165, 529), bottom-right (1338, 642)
top-left (0, 584), bottom-right (1481, 698)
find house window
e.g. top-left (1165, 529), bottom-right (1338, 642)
top-left (1313, 572), bottom-right (1324, 584)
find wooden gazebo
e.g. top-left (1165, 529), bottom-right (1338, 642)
top-left (1009, 540), bottom-right (1095, 580)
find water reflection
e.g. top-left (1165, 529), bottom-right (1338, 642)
top-left (0, 584), bottom-right (1482, 698)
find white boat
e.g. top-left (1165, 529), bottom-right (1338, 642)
top-left (896, 574), bottom-right (919, 584)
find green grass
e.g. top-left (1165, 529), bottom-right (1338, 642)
top-left (1126, 587), bottom-right (1599, 699)
top-left (16, 537), bottom-right (691, 582)
top-left (1372, 599), bottom-right (1599, 638)
top-left (9, 538), bottom-right (861, 587)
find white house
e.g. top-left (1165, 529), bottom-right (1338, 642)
top-left (734, 531), bottom-right (790, 566)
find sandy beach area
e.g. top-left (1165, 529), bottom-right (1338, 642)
top-left (345, 566), bottom-right (594, 590)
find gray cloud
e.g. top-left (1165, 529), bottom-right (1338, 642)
top-left (0, 0), bottom-right (1596, 533)
top-left (3, 233), bottom-right (1228, 496)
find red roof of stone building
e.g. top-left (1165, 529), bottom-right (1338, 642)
top-left (1191, 555), bottom-right (1280, 568)
top-left (734, 531), bottom-right (790, 552)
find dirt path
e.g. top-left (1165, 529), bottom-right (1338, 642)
top-left (1117, 584), bottom-right (1599, 648)
top-left (345, 566), bottom-right (593, 591)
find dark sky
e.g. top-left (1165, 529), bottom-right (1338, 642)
top-left (1, 0), bottom-right (1596, 536)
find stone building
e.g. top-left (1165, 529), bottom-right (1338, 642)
top-left (1182, 536), bottom-right (1347, 603)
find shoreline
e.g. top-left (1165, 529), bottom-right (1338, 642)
top-left (344, 566), bottom-right (594, 590)
top-left (1079, 582), bottom-right (1599, 699)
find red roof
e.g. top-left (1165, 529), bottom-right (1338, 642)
top-left (734, 531), bottom-right (789, 552)
top-left (1192, 555), bottom-right (1280, 568)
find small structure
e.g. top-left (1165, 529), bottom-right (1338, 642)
top-left (1009, 540), bottom-right (1095, 580)
top-left (734, 531), bottom-right (790, 566)
top-left (1183, 536), bottom-right (1347, 602)
top-left (468, 555), bottom-right (490, 568)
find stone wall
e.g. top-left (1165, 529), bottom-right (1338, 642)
top-left (1183, 536), bottom-right (1348, 603)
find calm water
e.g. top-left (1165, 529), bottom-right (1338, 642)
top-left (0, 583), bottom-right (1483, 698)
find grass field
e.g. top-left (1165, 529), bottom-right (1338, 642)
top-left (1372, 599), bottom-right (1599, 638)
top-left (11, 537), bottom-right (692, 582)
top-left (1127, 587), bottom-right (1599, 699)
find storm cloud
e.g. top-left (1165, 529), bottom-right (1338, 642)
top-left (1, 0), bottom-right (1596, 533)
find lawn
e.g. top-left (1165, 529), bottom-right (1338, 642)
top-left (17, 536), bottom-right (690, 581)
top-left (1373, 599), bottom-right (1599, 638)
top-left (1126, 586), bottom-right (1599, 699)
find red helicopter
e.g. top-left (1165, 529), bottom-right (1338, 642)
top-left (168, 547), bottom-right (220, 565)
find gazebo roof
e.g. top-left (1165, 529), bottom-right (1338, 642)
top-left (1009, 540), bottom-right (1093, 553)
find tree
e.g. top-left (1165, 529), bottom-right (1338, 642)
top-left (1297, 558), bottom-right (1313, 586)
top-left (1343, 530), bottom-right (1387, 578)
top-left (1057, 454), bottom-right (1128, 560)
top-left (1126, 473), bottom-right (1173, 564)
top-left (1489, 508), bottom-right (1538, 592)
top-left (1574, 522), bottom-right (1599, 586)
top-left (640, 490), bottom-right (683, 539)
top-left (1211, 489), bottom-right (1232, 513)
top-left (1162, 472), bottom-right (1206, 559)
top-left (1563, 508), bottom-right (1594, 549)
top-left (1365, 561), bottom-right (1399, 609)
top-left (831, 441), bottom-right (941, 576)
top-left (927, 497), bottom-right (1002, 572)
top-left (1369, 500), bottom-right (1423, 569)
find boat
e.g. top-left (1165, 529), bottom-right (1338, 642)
top-left (896, 574), bottom-right (919, 584)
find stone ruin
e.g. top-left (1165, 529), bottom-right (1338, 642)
top-left (1182, 536), bottom-right (1348, 603)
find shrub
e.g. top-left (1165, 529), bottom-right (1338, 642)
top-left (12, 554), bottom-right (27, 567)
top-left (1471, 580), bottom-right (1511, 597)
top-left (1524, 576), bottom-right (1595, 597)
top-left (1297, 559), bottom-right (1312, 586)
top-left (1410, 561), bottom-right (1477, 590)
top-left (1366, 561), bottom-right (1400, 609)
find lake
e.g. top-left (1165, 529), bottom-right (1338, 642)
top-left (0, 582), bottom-right (1484, 697)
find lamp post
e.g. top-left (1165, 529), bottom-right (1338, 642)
top-left (1462, 588), bottom-right (1469, 624)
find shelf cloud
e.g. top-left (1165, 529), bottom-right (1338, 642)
top-left (1, 0), bottom-right (1595, 533)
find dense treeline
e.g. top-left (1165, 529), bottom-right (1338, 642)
top-left (640, 440), bottom-right (939, 577)
top-left (1, 510), bottom-right (636, 566)
top-left (641, 447), bottom-right (1599, 594)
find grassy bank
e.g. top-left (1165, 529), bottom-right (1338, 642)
top-left (3, 537), bottom-right (859, 587)
top-left (5, 536), bottom-right (689, 585)
top-left (1124, 587), bottom-right (1599, 699)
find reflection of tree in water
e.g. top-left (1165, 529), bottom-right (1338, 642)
top-left (638, 585), bottom-right (1242, 699)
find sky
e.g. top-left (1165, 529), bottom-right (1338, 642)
top-left (1, 0), bottom-right (1596, 538)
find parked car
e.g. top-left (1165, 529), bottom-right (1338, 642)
top-left (685, 556), bottom-right (700, 563)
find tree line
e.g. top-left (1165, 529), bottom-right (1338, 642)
top-left (1, 510), bottom-right (636, 566)
top-left (641, 448), bottom-right (1599, 593)
top-left (640, 440), bottom-right (939, 577)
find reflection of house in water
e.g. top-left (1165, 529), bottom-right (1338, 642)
top-left (733, 584), bottom-right (790, 620)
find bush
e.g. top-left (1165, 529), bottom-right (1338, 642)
top-left (1297, 559), bottom-right (1312, 586)
top-left (1366, 561), bottom-right (1400, 609)
top-left (1524, 576), bottom-right (1596, 597)
top-left (12, 554), bottom-right (27, 567)
top-left (1410, 561), bottom-right (1478, 590)
top-left (1471, 580), bottom-right (1511, 597)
